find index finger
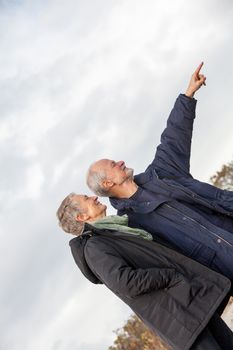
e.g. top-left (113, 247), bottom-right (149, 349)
top-left (194, 62), bottom-right (204, 75)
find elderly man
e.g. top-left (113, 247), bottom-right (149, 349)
top-left (86, 63), bottom-right (233, 283)
top-left (56, 193), bottom-right (233, 350)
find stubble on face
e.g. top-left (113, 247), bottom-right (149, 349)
top-left (109, 160), bottom-right (134, 184)
top-left (124, 167), bottom-right (134, 181)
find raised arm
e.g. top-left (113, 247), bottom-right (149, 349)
top-left (150, 63), bottom-right (206, 178)
top-left (84, 237), bottom-right (180, 298)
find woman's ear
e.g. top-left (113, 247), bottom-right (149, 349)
top-left (76, 213), bottom-right (90, 222)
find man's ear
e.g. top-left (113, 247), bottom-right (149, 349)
top-left (102, 180), bottom-right (114, 189)
top-left (76, 213), bottom-right (89, 222)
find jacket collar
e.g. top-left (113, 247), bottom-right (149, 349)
top-left (109, 168), bottom-right (167, 214)
top-left (110, 193), bottom-right (167, 214)
top-left (133, 170), bottom-right (154, 185)
top-left (110, 196), bottom-right (166, 214)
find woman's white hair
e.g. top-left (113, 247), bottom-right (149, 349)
top-left (56, 192), bottom-right (84, 236)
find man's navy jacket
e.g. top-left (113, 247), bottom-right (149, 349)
top-left (110, 94), bottom-right (233, 279)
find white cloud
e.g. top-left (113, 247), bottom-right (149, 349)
top-left (17, 162), bottom-right (44, 199)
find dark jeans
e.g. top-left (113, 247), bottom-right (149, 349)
top-left (191, 312), bottom-right (233, 350)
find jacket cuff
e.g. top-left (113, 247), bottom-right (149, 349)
top-left (180, 93), bottom-right (197, 102)
top-left (178, 93), bottom-right (197, 113)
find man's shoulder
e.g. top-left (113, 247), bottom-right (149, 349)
top-left (134, 167), bottom-right (154, 185)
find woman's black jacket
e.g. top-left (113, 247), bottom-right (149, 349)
top-left (69, 224), bottom-right (231, 350)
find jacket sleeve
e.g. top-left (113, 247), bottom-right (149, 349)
top-left (84, 238), bottom-right (180, 298)
top-left (149, 94), bottom-right (197, 178)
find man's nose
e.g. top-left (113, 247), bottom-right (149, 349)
top-left (116, 160), bottom-right (125, 167)
top-left (90, 196), bottom-right (98, 201)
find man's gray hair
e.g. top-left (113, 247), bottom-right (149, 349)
top-left (86, 164), bottom-right (110, 197)
top-left (56, 192), bottom-right (84, 236)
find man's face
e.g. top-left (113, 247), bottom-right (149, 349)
top-left (72, 195), bottom-right (107, 220)
top-left (93, 159), bottom-right (134, 185)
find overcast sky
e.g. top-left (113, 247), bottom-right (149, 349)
top-left (1, 1), bottom-right (233, 349)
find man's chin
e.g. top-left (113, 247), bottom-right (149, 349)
top-left (120, 169), bottom-right (134, 184)
top-left (125, 168), bottom-right (134, 180)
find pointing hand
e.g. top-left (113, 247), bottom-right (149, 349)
top-left (185, 62), bottom-right (206, 98)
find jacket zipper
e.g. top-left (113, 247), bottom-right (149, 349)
top-left (164, 203), bottom-right (233, 249)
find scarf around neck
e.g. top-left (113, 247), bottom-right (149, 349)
top-left (92, 214), bottom-right (153, 241)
